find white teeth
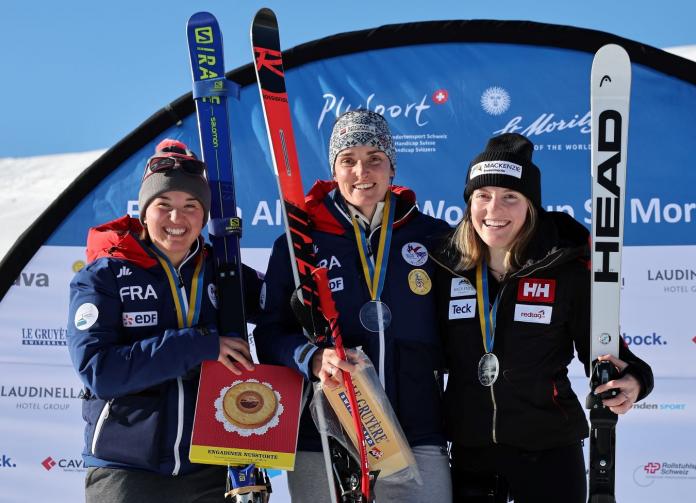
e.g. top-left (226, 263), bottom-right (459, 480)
top-left (484, 220), bottom-right (508, 228)
top-left (165, 228), bottom-right (185, 236)
top-left (354, 183), bottom-right (375, 190)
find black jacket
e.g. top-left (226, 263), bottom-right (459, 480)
top-left (433, 210), bottom-right (653, 451)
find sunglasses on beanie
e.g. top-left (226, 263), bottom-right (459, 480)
top-left (141, 155), bottom-right (207, 181)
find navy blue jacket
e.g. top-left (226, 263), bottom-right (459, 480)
top-left (67, 216), bottom-right (261, 475)
top-left (254, 181), bottom-right (451, 451)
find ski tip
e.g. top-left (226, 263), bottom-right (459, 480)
top-left (593, 44), bottom-right (630, 67)
top-left (252, 7), bottom-right (278, 29)
top-left (188, 11), bottom-right (218, 26)
top-left (591, 44), bottom-right (631, 90)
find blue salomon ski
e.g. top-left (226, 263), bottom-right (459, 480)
top-left (187, 12), bottom-right (271, 502)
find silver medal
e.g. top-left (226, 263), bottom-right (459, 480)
top-left (359, 300), bottom-right (392, 333)
top-left (478, 353), bottom-right (499, 386)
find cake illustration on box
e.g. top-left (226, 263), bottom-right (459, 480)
top-left (214, 379), bottom-right (284, 437)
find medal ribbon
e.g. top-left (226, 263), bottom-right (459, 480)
top-left (148, 245), bottom-right (206, 328)
top-left (352, 192), bottom-right (395, 301)
top-left (476, 261), bottom-right (499, 353)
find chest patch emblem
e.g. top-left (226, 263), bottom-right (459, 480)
top-left (408, 268), bottom-right (432, 295)
top-left (449, 298), bottom-right (476, 319)
top-left (401, 242), bottom-right (428, 266)
top-left (517, 279), bottom-right (556, 303)
top-left (514, 304), bottom-right (553, 324)
top-left (451, 277), bottom-right (476, 297)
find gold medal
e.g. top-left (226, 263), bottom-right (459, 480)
top-left (408, 268), bottom-right (431, 295)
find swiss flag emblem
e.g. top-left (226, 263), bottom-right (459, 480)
top-left (517, 279), bottom-right (556, 303)
top-left (432, 89), bottom-right (448, 104)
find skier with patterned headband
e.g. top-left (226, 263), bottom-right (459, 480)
top-left (67, 139), bottom-right (263, 502)
top-left (254, 109), bottom-right (452, 502)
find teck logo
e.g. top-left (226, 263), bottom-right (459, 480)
top-left (517, 279), bottom-right (556, 303)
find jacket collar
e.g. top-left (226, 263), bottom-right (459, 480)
top-left (305, 180), bottom-right (418, 236)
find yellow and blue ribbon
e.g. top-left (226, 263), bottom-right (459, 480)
top-left (476, 261), bottom-right (499, 353)
top-left (352, 192), bottom-right (395, 301)
top-left (148, 245), bottom-right (206, 328)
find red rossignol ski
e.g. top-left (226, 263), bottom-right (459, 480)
top-left (250, 8), bottom-right (374, 502)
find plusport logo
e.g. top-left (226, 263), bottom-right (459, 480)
top-left (481, 86), bottom-right (511, 115)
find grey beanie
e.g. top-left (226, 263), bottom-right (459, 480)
top-left (328, 109), bottom-right (396, 171)
top-left (463, 133), bottom-right (541, 207)
top-left (138, 139), bottom-right (211, 224)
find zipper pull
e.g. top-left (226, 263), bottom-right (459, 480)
top-left (177, 271), bottom-right (184, 288)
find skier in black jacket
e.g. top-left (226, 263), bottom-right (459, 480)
top-left (433, 133), bottom-right (653, 503)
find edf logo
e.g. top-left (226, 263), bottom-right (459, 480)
top-left (517, 279), bottom-right (555, 303)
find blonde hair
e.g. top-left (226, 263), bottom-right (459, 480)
top-left (449, 199), bottom-right (538, 272)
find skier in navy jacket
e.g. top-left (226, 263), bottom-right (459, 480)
top-left (433, 133), bottom-right (653, 503)
top-left (67, 139), bottom-right (261, 503)
top-left (254, 110), bottom-right (452, 502)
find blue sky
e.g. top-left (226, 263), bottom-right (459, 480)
top-left (2, 0), bottom-right (693, 157)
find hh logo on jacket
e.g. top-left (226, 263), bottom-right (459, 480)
top-left (517, 279), bottom-right (555, 303)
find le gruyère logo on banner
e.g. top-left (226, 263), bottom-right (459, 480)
top-left (402, 242), bottom-right (428, 266)
top-left (481, 86), bottom-right (511, 116)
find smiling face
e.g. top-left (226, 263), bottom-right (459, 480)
top-left (144, 191), bottom-right (204, 267)
top-left (333, 145), bottom-right (394, 219)
top-left (470, 186), bottom-right (529, 255)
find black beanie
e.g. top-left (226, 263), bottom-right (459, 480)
top-left (463, 133), bottom-right (541, 207)
top-left (138, 139), bottom-right (211, 224)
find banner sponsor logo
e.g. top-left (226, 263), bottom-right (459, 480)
top-left (494, 111), bottom-right (591, 138)
top-left (13, 271), bottom-right (50, 288)
top-left (633, 460), bottom-right (696, 486)
top-left (481, 86), bottom-right (511, 115)
top-left (2, 385), bottom-right (85, 412)
top-left (41, 455), bottom-right (86, 473)
top-left (317, 92), bottom-right (433, 129)
top-left (646, 267), bottom-right (696, 294)
top-left (632, 401), bottom-right (687, 411)
top-left (0, 454), bottom-right (17, 468)
top-left (622, 331), bottom-right (667, 346)
top-left (20, 327), bottom-right (68, 346)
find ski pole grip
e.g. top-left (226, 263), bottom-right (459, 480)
top-left (311, 267), bottom-right (338, 320)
